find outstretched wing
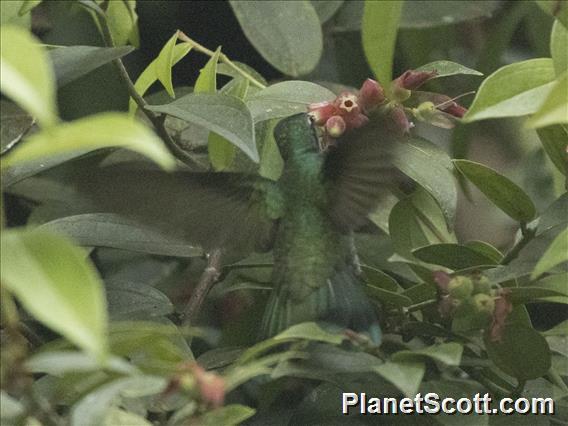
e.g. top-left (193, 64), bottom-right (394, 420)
top-left (324, 113), bottom-right (403, 232)
top-left (68, 162), bottom-right (282, 253)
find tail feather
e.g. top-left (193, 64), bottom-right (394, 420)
top-left (259, 266), bottom-right (381, 344)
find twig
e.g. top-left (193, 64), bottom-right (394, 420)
top-left (500, 222), bottom-right (535, 265)
top-left (84, 3), bottom-right (203, 169)
top-left (177, 31), bottom-right (267, 90)
top-left (182, 249), bottom-right (223, 326)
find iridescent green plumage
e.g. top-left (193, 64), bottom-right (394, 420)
top-left (69, 113), bottom-right (399, 343)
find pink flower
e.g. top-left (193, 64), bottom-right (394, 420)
top-left (393, 70), bottom-right (438, 90)
top-left (489, 289), bottom-right (513, 342)
top-left (359, 78), bottom-right (386, 112)
top-left (325, 115), bottom-right (346, 138)
top-left (190, 363), bottom-right (226, 408)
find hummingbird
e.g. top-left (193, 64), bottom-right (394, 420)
top-left (70, 109), bottom-right (400, 344)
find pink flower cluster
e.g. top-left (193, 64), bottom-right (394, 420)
top-left (307, 69), bottom-right (468, 140)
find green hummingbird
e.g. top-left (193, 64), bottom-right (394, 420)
top-left (71, 112), bottom-right (399, 343)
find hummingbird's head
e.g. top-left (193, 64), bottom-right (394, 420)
top-left (273, 113), bottom-right (320, 160)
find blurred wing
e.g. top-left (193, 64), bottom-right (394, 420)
top-left (69, 163), bottom-right (281, 252)
top-left (324, 114), bottom-right (403, 232)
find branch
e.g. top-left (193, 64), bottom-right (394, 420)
top-left (500, 222), bottom-right (535, 265)
top-left (182, 249), bottom-right (223, 326)
top-left (177, 32), bottom-right (267, 90)
top-left (87, 5), bottom-right (203, 169)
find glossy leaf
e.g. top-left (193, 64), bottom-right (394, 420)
top-left (0, 25), bottom-right (57, 126)
top-left (1, 100), bottom-right (33, 152)
top-left (413, 243), bottom-right (498, 270)
top-left (416, 60), bottom-right (483, 78)
top-left (106, 0), bottom-right (139, 47)
top-left (526, 72), bottom-right (568, 128)
top-left (148, 92), bottom-right (258, 162)
top-left (70, 376), bottom-right (165, 426)
top-left (394, 343), bottom-right (463, 366)
top-left (537, 0), bottom-right (568, 28)
top-left (39, 213), bottom-right (202, 257)
top-left (532, 227), bottom-right (568, 278)
top-left (464, 240), bottom-right (503, 263)
top-left (389, 198), bottom-right (431, 260)
top-left (229, 0), bottom-right (322, 77)
top-left (374, 361), bottom-right (425, 397)
top-left (26, 351), bottom-right (135, 376)
top-left (155, 31), bottom-right (182, 97)
top-left (2, 112), bottom-right (177, 170)
top-left (509, 286), bottom-right (568, 305)
top-left (392, 137), bottom-right (457, 230)
top-left (311, 0), bottom-right (344, 23)
top-left (454, 159), bottom-right (537, 222)
top-left (485, 327), bottom-right (551, 380)
top-left (1, 229), bottom-right (108, 358)
top-left (366, 285), bottom-right (413, 308)
top-left (201, 405), bottom-right (256, 426)
top-left (362, 0), bottom-right (403, 85)
top-left (247, 80), bottom-right (335, 123)
top-left (194, 47), bottom-right (220, 94)
top-left (400, 1), bottom-right (502, 28)
top-left (551, 21), bottom-right (568, 76)
top-left (463, 58), bottom-right (556, 122)
top-left (49, 45), bottom-right (134, 87)
top-left (106, 280), bottom-right (174, 320)
top-left (129, 42), bottom-right (192, 113)
top-left (535, 273), bottom-right (568, 304)
top-left (536, 125), bottom-right (567, 176)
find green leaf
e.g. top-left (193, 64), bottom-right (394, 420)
top-left (1, 229), bottom-right (108, 358)
top-left (509, 286), bottom-right (568, 305)
top-left (1, 1), bottom-right (31, 27)
top-left (464, 240), bottom-right (504, 263)
top-left (258, 119), bottom-right (283, 181)
top-left (400, 1), bottom-right (502, 28)
top-left (26, 351), bottom-right (136, 376)
top-left (194, 47), bottom-right (221, 94)
top-left (229, 1), bottom-right (322, 77)
top-left (18, 0), bottom-right (42, 16)
top-left (362, 265), bottom-right (399, 292)
top-left (463, 58), bottom-right (556, 123)
top-left (1, 100), bottom-right (33, 152)
top-left (49, 45), bottom-right (134, 87)
top-left (373, 361), bottom-right (425, 397)
top-left (366, 285), bottom-right (413, 308)
top-left (362, 0), bottom-right (403, 85)
top-left (389, 198), bottom-right (430, 260)
top-left (70, 376), bottom-right (166, 426)
top-left (551, 21), bottom-right (568, 76)
top-left (394, 342), bottom-right (463, 366)
top-left (0, 26), bottom-right (57, 127)
top-left (2, 112), bottom-right (176, 170)
top-left (0, 391), bottom-right (24, 421)
top-left (416, 60), bottom-right (483, 78)
top-left (454, 159), bottom-right (537, 222)
top-left (532, 226), bottom-right (568, 278)
top-left (106, 0), bottom-right (139, 47)
top-left (413, 243), bottom-right (498, 270)
top-left (392, 137), bottom-right (457, 230)
top-left (194, 47), bottom-right (238, 171)
top-left (247, 80), bottom-right (335, 123)
top-left (104, 408), bottom-right (152, 426)
top-left (106, 280), bottom-right (174, 320)
top-left (526, 72), bottom-right (568, 128)
top-left (537, 125), bottom-right (568, 176)
top-left (129, 42), bottom-right (192, 114)
top-left (311, 0), bottom-right (344, 23)
top-left (537, 0), bottom-right (568, 28)
top-left (155, 31), bottom-right (182, 97)
top-left (38, 213), bottom-right (202, 257)
top-left (201, 405), bottom-right (256, 426)
top-left (535, 273), bottom-right (568, 304)
top-left (485, 327), bottom-right (551, 380)
top-left (544, 320), bottom-right (568, 336)
top-left (147, 93), bottom-right (258, 162)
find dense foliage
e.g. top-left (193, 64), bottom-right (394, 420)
top-left (1, 1), bottom-right (567, 425)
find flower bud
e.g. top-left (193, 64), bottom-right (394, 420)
top-left (472, 293), bottom-right (495, 315)
top-left (190, 363), bottom-right (226, 407)
top-left (308, 101), bottom-right (338, 125)
top-left (388, 106), bottom-right (412, 135)
top-left (359, 78), bottom-right (385, 112)
top-left (448, 276), bottom-right (473, 300)
top-left (393, 69), bottom-right (438, 90)
top-left (489, 289), bottom-right (512, 342)
top-left (325, 115), bottom-right (346, 138)
top-left (441, 102), bottom-right (467, 118)
top-left (433, 271), bottom-right (451, 293)
top-left (472, 275), bottom-right (492, 295)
